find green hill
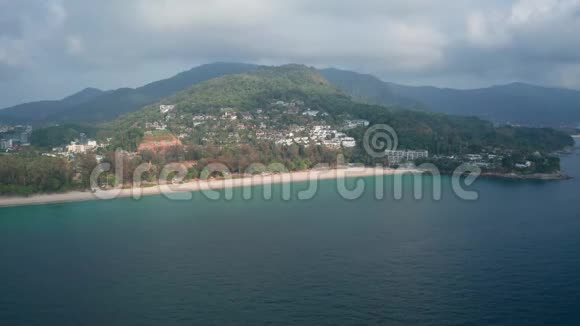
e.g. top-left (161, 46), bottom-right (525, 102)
top-left (0, 63), bottom-right (258, 124)
top-left (5, 63), bottom-right (580, 129)
top-left (321, 68), bottom-right (580, 127)
top-left (108, 65), bottom-right (573, 155)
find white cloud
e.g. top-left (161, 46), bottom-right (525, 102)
top-left (468, 0), bottom-right (580, 49)
top-left (508, 0), bottom-right (578, 24)
top-left (66, 35), bottom-right (84, 56)
top-left (47, 0), bottom-right (68, 26)
top-left (135, 0), bottom-right (278, 30)
top-left (467, 12), bottom-right (511, 48)
top-left (129, 0), bottom-right (448, 73)
top-left (0, 37), bottom-right (25, 65)
top-left (3, 0), bottom-right (580, 107)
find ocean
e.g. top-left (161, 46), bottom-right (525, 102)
top-left (1, 140), bottom-right (580, 325)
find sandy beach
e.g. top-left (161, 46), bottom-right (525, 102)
top-left (0, 167), bottom-right (424, 208)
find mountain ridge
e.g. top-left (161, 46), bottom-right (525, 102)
top-left (0, 62), bottom-right (259, 124)
top-left (320, 68), bottom-right (580, 127)
top-left (106, 64), bottom-right (573, 155)
top-left (2, 62), bottom-right (580, 127)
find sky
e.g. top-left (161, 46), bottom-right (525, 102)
top-left (1, 0), bottom-right (580, 107)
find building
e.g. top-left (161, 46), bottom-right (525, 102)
top-left (160, 105), bottom-right (176, 114)
top-left (0, 139), bottom-right (13, 150)
top-left (66, 140), bottom-right (99, 154)
top-left (303, 109), bottom-right (320, 117)
top-left (344, 119), bottom-right (370, 130)
top-left (515, 161), bottom-right (532, 169)
top-left (466, 154), bottom-right (483, 161)
top-left (322, 139), bottom-right (342, 149)
top-left (145, 121), bottom-right (167, 130)
top-left (341, 137), bottom-right (356, 148)
top-left (385, 150), bottom-right (429, 163)
top-left (222, 111), bottom-right (237, 120)
top-left (67, 144), bottom-right (86, 153)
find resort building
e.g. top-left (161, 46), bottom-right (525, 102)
top-left (341, 137), bottom-right (356, 148)
top-left (303, 109), bottom-right (320, 117)
top-left (66, 140), bottom-right (99, 154)
top-left (160, 105), bottom-right (176, 114)
top-left (385, 150), bottom-right (429, 163)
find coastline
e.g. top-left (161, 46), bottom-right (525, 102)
top-left (480, 172), bottom-right (572, 181)
top-left (0, 167), bottom-right (423, 208)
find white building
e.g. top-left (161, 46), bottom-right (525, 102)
top-left (0, 139), bottom-right (13, 149)
top-left (323, 139), bottom-right (342, 149)
top-left (303, 109), bottom-right (320, 117)
top-left (222, 111), bottom-right (238, 120)
top-left (466, 154), bottom-right (483, 161)
top-left (385, 150), bottom-right (429, 163)
top-left (160, 105), bottom-right (176, 114)
top-left (515, 161), bottom-right (532, 169)
top-left (66, 141), bottom-right (98, 154)
top-left (344, 119), bottom-right (370, 130)
top-left (341, 137), bottom-right (356, 148)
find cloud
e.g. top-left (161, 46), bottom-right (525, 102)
top-left (129, 0), bottom-right (448, 72)
top-left (66, 35), bottom-right (84, 56)
top-left (467, 0), bottom-right (580, 51)
top-left (467, 12), bottom-right (511, 48)
top-left (1, 0), bottom-right (580, 108)
top-left (0, 0), bottom-right (68, 66)
top-left (135, 0), bottom-right (277, 30)
top-left (460, 0), bottom-right (580, 88)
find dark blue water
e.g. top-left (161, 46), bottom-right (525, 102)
top-left (1, 141), bottom-right (580, 325)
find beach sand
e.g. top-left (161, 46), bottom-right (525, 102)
top-left (0, 167), bottom-right (424, 208)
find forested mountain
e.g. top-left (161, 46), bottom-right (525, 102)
top-left (0, 63), bottom-right (258, 124)
top-left (321, 68), bottom-right (580, 127)
top-left (109, 65), bottom-right (573, 155)
top-left (319, 68), bottom-right (422, 109)
top-left (0, 88), bottom-right (106, 123)
top-left (3, 62), bottom-right (580, 128)
top-left (3, 65), bottom-right (573, 195)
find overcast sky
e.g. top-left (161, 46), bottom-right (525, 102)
top-left (1, 0), bottom-right (580, 107)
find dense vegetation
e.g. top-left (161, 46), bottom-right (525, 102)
top-left (321, 68), bottom-right (580, 127)
top-left (30, 124), bottom-right (99, 148)
top-left (0, 88), bottom-right (104, 124)
top-left (416, 153), bottom-right (562, 175)
top-left (0, 154), bottom-right (71, 195)
top-left (0, 152), bottom-right (98, 195)
top-left (4, 62), bottom-right (580, 128)
top-left (1, 65), bottom-right (575, 195)
top-left (106, 65), bottom-right (573, 158)
top-left (92, 143), bottom-right (343, 186)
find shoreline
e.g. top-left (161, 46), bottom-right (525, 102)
top-left (0, 167), bottom-right (423, 208)
top-left (480, 172), bottom-right (572, 181)
top-left (0, 167), bottom-right (572, 209)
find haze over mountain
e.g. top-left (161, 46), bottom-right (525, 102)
top-left (0, 63), bottom-right (257, 124)
top-left (321, 69), bottom-right (580, 127)
top-left (2, 63), bottom-right (580, 128)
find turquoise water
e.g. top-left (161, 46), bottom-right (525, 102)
top-left (1, 142), bottom-right (580, 325)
